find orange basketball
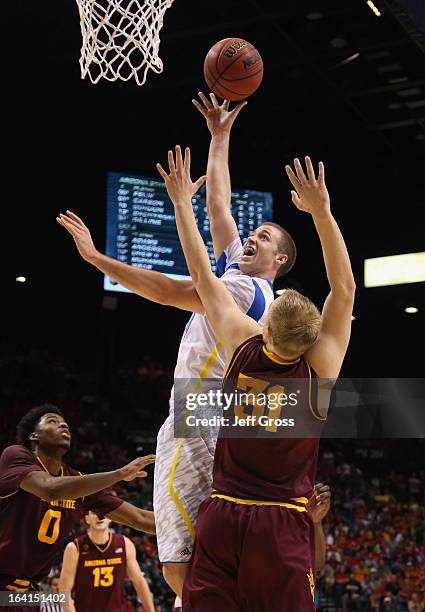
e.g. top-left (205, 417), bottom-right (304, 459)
top-left (204, 38), bottom-right (263, 101)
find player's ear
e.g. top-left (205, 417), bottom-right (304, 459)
top-left (263, 323), bottom-right (272, 344)
top-left (276, 252), bottom-right (288, 267)
top-left (29, 432), bottom-right (38, 443)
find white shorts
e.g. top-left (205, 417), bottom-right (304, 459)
top-left (153, 413), bottom-right (217, 563)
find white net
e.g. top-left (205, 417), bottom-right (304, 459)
top-left (76, 0), bottom-right (174, 85)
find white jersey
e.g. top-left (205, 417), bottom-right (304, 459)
top-left (154, 237), bottom-right (275, 563)
top-left (171, 238), bottom-right (274, 407)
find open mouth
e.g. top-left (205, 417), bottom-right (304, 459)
top-left (243, 245), bottom-right (256, 257)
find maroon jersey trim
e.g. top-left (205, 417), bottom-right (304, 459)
top-left (262, 345), bottom-right (301, 365)
top-left (90, 532), bottom-right (113, 554)
top-left (305, 361), bottom-right (327, 421)
top-left (0, 489), bottom-right (19, 499)
top-left (35, 455), bottom-right (64, 476)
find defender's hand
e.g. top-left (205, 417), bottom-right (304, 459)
top-left (57, 211), bottom-right (99, 263)
top-left (120, 455), bottom-right (156, 482)
top-left (156, 145), bottom-right (207, 206)
top-left (192, 92), bottom-right (247, 136)
top-left (308, 483), bottom-right (331, 524)
top-left (285, 157), bottom-right (330, 219)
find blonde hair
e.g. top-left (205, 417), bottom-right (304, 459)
top-left (267, 289), bottom-right (321, 355)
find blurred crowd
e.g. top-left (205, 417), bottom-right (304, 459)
top-left (316, 445), bottom-right (425, 611)
top-left (1, 344), bottom-right (424, 611)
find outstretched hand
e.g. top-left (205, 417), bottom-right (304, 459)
top-left (285, 157), bottom-right (330, 218)
top-left (156, 145), bottom-right (207, 206)
top-left (192, 91), bottom-right (247, 136)
top-left (56, 211), bottom-right (98, 263)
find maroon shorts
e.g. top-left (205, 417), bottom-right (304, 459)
top-left (183, 496), bottom-right (316, 612)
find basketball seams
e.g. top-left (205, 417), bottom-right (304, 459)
top-left (204, 65), bottom-right (221, 95)
top-left (216, 41), bottom-right (256, 81)
top-left (219, 67), bottom-right (263, 83)
top-left (208, 78), bottom-right (252, 99)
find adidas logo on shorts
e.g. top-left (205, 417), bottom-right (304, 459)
top-left (180, 547), bottom-right (191, 557)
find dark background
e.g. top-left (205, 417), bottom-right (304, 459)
top-left (3, 0), bottom-right (425, 379)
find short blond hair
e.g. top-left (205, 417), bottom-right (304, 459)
top-left (267, 289), bottom-right (321, 355)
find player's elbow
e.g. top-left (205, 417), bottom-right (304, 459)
top-left (158, 278), bottom-right (184, 307)
top-left (334, 280), bottom-right (356, 302)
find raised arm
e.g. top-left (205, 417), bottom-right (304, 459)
top-left (59, 541), bottom-right (78, 612)
top-left (157, 146), bottom-right (259, 357)
top-left (285, 157), bottom-right (356, 379)
top-left (57, 212), bottom-right (204, 313)
top-left (193, 92), bottom-right (246, 260)
top-left (124, 537), bottom-right (156, 612)
top-left (20, 455), bottom-right (155, 502)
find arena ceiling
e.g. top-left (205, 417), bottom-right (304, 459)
top-left (4, 0), bottom-right (424, 375)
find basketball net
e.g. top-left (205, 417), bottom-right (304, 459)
top-left (75, 0), bottom-right (174, 85)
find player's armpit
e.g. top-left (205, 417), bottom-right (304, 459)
top-left (106, 502), bottom-right (156, 535)
top-left (305, 290), bottom-right (354, 379)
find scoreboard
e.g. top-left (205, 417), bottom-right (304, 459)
top-left (105, 172), bottom-right (273, 292)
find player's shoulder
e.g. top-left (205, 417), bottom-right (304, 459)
top-left (0, 444), bottom-right (35, 463)
top-left (123, 535), bottom-right (135, 555)
top-left (216, 238), bottom-right (243, 277)
top-left (65, 539), bottom-right (79, 552)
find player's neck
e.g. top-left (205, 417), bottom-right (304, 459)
top-left (33, 448), bottom-right (63, 476)
top-left (88, 529), bottom-right (110, 545)
top-left (264, 341), bottom-right (301, 362)
top-left (252, 269), bottom-right (275, 283)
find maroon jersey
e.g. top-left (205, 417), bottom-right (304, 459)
top-left (0, 445), bottom-right (123, 589)
top-left (73, 532), bottom-right (128, 612)
top-left (213, 335), bottom-right (326, 502)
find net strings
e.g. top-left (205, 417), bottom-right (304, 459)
top-left (76, 0), bottom-right (174, 85)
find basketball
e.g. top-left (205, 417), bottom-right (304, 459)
top-left (203, 38), bottom-right (263, 101)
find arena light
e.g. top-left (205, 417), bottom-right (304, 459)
top-left (351, 315), bottom-right (356, 321)
top-left (16, 276), bottom-right (26, 283)
top-left (367, 1), bottom-right (382, 17)
top-left (364, 252), bottom-right (425, 288)
top-left (275, 289), bottom-right (285, 296)
top-left (404, 306), bottom-right (419, 314)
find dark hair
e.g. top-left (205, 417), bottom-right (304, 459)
top-left (16, 404), bottom-right (64, 448)
top-left (262, 222), bottom-right (297, 278)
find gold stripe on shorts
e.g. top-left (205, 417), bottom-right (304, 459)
top-left (211, 493), bottom-right (307, 512)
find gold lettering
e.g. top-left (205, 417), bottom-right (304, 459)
top-left (49, 499), bottom-right (76, 509)
top-left (84, 559), bottom-right (107, 567)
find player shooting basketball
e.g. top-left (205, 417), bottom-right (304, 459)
top-left (57, 93), bottom-right (296, 600)
top-left (156, 146), bottom-right (355, 610)
top-left (0, 404), bottom-right (155, 609)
